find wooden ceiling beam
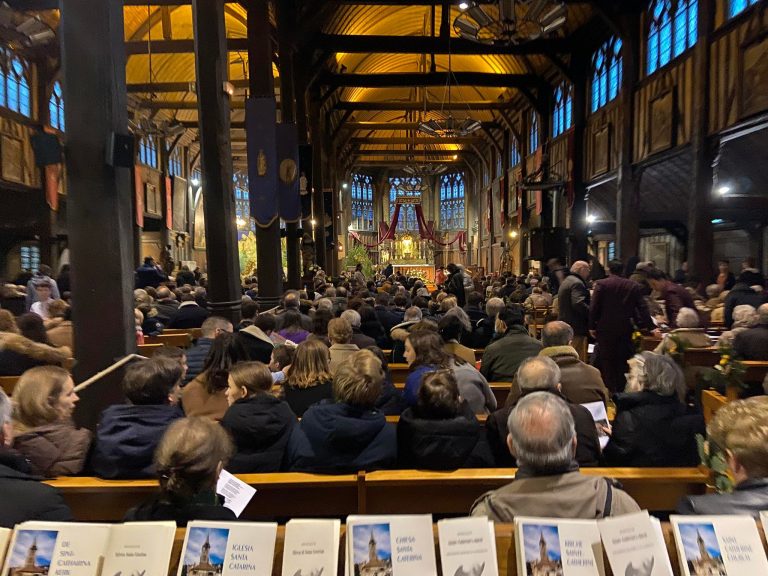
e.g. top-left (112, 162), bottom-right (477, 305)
top-left (320, 71), bottom-right (543, 89)
top-left (314, 34), bottom-right (572, 55)
top-left (125, 38), bottom-right (249, 55)
top-left (349, 137), bottom-right (479, 145)
top-left (137, 99), bottom-right (248, 109)
top-left (351, 150), bottom-right (470, 156)
top-left (336, 101), bottom-right (511, 111)
top-left (342, 121), bottom-right (502, 130)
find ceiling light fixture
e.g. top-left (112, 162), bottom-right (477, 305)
top-left (453, 0), bottom-right (568, 45)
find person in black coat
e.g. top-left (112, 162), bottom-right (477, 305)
top-left (221, 362), bottom-right (297, 472)
top-left (397, 370), bottom-right (492, 469)
top-left (286, 349), bottom-right (396, 473)
top-left (167, 294), bottom-right (210, 329)
top-left (724, 272), bottom-right (766, 328)
top-left (485, 356), bottom-right (601, 467)
top-left (235, 314), bottom-right (276, 364)
top-left (90, 357), bottom-right (184, 478)
top-left (125, 417), bottom-right (236, 526)
top-left (604, 352), bottom-right (703, 467)
top-left (733, 305), bottom-right (768, 360)
top-left (444, 263), bottom-right (466, 307)
top-left (677, 397), bottom-right (768, 518)
top-left (556, 261), bottom-right (591, 359)
top-left (135, 257), bottom-right (167, 289)
top-left (0, 390), bottom-right (73, 527)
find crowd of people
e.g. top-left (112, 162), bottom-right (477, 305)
top-left (0, 253), bottom-right (767, 527)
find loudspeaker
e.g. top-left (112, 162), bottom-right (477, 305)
top-left (106, 132), bottom-right (135, 168)
top-left (30, 132), bottom-right (62, 166)
top-left (529, 227), bottom-right (567, 261)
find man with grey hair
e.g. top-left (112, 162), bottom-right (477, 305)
top-left (471, 392), bottom-right (639, 521)
top-left (276, 290), bottom-right (313, 331)
top-left (540, 321), bottom-right (609, 405)
top-left (473, 297), bottom-right (506, 348)
top-left (184, 316), bottom-right (234, 384)
top-left (485, 356), bottom-right (601, 468)
top-left (341, 308), bottom-right (377, 349)
top-left (733, 303), bottom-right (768, 360)
top-left (0, 390), bottom-right (74, 526)
top-left (557, 261), bottom-right (591, 360)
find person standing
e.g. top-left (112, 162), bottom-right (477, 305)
top-left (589, 260), bottom-right (658, 392)
top-left (646, 268), bottom-right (696, 328)
top-left (557, 261), bottom-right (591, 361)
top-left (445, 263), bottom-right (466, 307)
top-left (353, 263), bottom-right (366, 290)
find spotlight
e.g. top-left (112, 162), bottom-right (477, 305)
top-left (342, 183), bottom-right (348, 190)
top-left (311, 219), bottom-right (317, 226)
top-left (236, 217), bottom-right (246, 227)
top-left (717, 185), bottom-right (731, 195)
top-left (509, 230), bottom-right (518, 239)
top-left (711, 218), bottom-right (724, 225)
top-left (191, 178), bottom-right (201, 187)
top-left (458, 1), bottom-right (470, 10)
top-left (586, 214), bottom-right (596, 224)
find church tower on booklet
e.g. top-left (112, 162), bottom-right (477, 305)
top-left (688, 530), bottom-right (726, 576)
top-left (9, 538), bottom-right (48, 576)
top-left (187, 532), bottom-right (220, 576)
top-left (527, 531), bottom-right (562, 576)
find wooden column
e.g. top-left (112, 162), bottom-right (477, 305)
top-left (192, 0), bottom-right (242, 323)
top-left (569, 52), bottom-right (590, 263)
top-left (616, 12), bottom-right (641, 261)
top-left (687, 0), bottom-right (715, 283)
top-left (310, 101), bottom-right (326, 271)
top-left (60, 0), bottom-right (134, 425)
top-left (247, 0), bottom-right (283, 307)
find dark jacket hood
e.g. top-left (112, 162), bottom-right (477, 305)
top-left (221, 394), bottom-right (295, 450)
top-left (301, 402), bottom-right (387, 450)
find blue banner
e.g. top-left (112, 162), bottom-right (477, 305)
top-left (246, 97), bottom-right (278, 227)
top-left (276, 123), bottom-right (301, 223)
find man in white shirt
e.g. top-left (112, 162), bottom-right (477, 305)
top-left (30, 281), bottom-right (54, 319)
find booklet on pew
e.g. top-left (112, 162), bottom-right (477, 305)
top-left (1, 521), bottom-right (176, 576)
top-left (0, 528), bottom-right (12, 568)
top-left (345, 514), bottom-right (437, 576)
top-left (580, 401), bottom-right (610, 449)
top-left (514, 517), bottom-right (605, 576)
top-left (670, 514), bottom-right (768, 575)
top-left (281, 519), bottom-right (340, 576)
top-left (178, 521), bottom-right (277, 576)
top-left (597, 511), bottom-right (673, 576)
top-left (437, 516), bottom-right (498, 576)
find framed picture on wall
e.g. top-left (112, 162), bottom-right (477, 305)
top-left (144, 182), bottom-right (160, 215)
top-left (1, 135), bottom-right (24, 183)
top-left (648, 89), bottom-right (676, 155)
top-left (648, 241), bottom-right (669, 275)
top-left (592, 123), bottom-right (611, 176)
top-left (740, 33), bottom-right (768, 119)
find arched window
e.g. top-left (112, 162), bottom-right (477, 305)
top-left (389, 176), bottom-right (422, 231)
top-left (729, 0), bottom-right (759, 18)
top-left (440, 172), bottom-right (465, 230)
top-left (510, 137), bottom-right (521, 166)
top-left (552, 82), bottom-right (573, 137)
top-left (233, 173), bottom-right (253, 231)
top-left (495, 149), bottom-right (502, 179)
top-left (139, 135), bottom-right (158, 168)
top-left (169, 146), bottom-right (183, 177)
top-left (49, 81), bottom-right (64, 131)
top-left (591, 36), bottom-right (623, 112)
top-left (351, 173), bottom-right (374, 231)
top-left (19, 244), bottom-right (40, 273)
top-left (0, 48), bottom-right (31, 117)
top-left (647, 0), bottom-right (697, 75)
top-left (529, 112), bottom-right (539, 152)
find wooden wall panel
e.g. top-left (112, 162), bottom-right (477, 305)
top-left (585, 102), bottom-right (622, 181)
top-left (0, 117), bottom-right (40, 189)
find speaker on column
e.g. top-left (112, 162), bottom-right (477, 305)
top-left (106, 132), bottom-right (135, 168)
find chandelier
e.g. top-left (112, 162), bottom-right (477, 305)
top-left (402, 162), bottom-right (449, 177)
top-left (454, 0), bottom-right (567, 45)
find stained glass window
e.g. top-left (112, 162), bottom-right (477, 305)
top-left (389, 176), bottom-right (422, 231)
top-left (591, 36), bottom-right (623, 112)
top-left (139, 135), bottom-right (158, 168)
top-left (647, 0), bottom-right (697, 75)
top-left (49, 81), bottom-right (64, 131)
top-left (553, 82), bottom-right (573, 137)
top-left (728, 0), bottom-right (758, 18)
top-left (20, 244), bottom-right (40, 272)
top-left (529, 112), bottom-right (539, 152)
top-left (351, 173), bottom-right (374, 231)
top-left (169, 146), bottom-right (184, 177)
top-left (0, 48), bottom-right (31, 117)
top-left (234, 173), bottom-right (253, 231)
top-left (495, 149), bottom-right (503, 179)
top-left (510, 137), bottom-right (521, 166)
top-left (440, 172), bottom-right (466, 230)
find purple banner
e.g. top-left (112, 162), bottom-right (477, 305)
top-left (246, 97), bottom-right (278, 227)
top-left (276, 123), bottom-right (301, 223)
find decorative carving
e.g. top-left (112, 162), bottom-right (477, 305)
top-left (257, 149), bottom-right (267, 176)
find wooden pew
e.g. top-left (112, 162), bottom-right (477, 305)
top-left (385, 414), bottom-right (488, 424)
top-left (137, 343), bottom-right (165, 357)
top-left (744, 361), bottom-right (768, 385)
top-left (393, 381), bottom-right (511, 407)
top-left (389, 363), bottom-right (410, 384)
top-left (361, 468), bottom-right (709, 514)
top-left (146, 333), bottom-right (193, 348)
top-left (0, 375), bottom-right (18, 395)
top-left (702, 389), bottom-right (728, 424)
top-left (162, 328), bottom-right (203, 340)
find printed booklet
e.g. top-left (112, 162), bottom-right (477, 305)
top-left (281, 519), bottom-right (340, 576)
top-left (437, 516), bottom-right (498, 576)
top-left (514, 517), bottom-right (605, 576)
top-left (598, 511), bottom-right (673, 576)
top-left (345, 514), bottom-right (437, 576)
top-left (670, 514), bottom-right (768, 576)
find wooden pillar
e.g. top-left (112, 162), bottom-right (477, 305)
top-left (687, 0), bottom-right (715, 283)
top-left (569, 52), bottom-right (590, 263)
top-left (60, 0), bottom-right (134, 425)
top-left (310, 102), bottom-right (326, 271)
top-left (616, 12), bottom-right (641, 261)
top-left (192, 0), bottom-right (242, 322)
top-left (247, 0), bottom-right (283, 307)
top-left (537, 91), bottom-right (554, 229)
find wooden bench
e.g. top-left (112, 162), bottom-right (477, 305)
top-left (702, 389), bottom-right (728, 424)
top-left (146, 333), bottom-right (193, 348)
top-left (393, 381), bottom-right (511, 407)
top-left (389, 363), bottom-right (410, 384)
top-left (46, 467), bottom-right (707, 522)
top-left (162, 328), bottom-right (203, 340)
top-left (137, 343), bottom-right (165, 357)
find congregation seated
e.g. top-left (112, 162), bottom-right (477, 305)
top-left (677, 397), bottom-right (768, 517)
top-left (486, 356), bottom-right (601, 468)
top-left (539, 321), bottom-right (609, 405)
top-left (390, 307), bottom-right (425, 362)
top-left (0, 389), bottom-right (73, 527)
top-left (472, 296), bottom-right (505, 349)
top-left (733, 303), bottom-right (768, 360)
top-left (717, 304), bottom-right (756, 347)
top-left (310, 308), bottom-right (333, 345)
top-left (724, 269), bottom-right (765, 328)
top-left (166, 292), bottom-right (210, 329)
top-left (0, 310), bottom-right (71, 376)
top-left (220, 361), bottom-right (296, 473)
top-left (45, 301), bottom-right (74, 351)
top-left (366, 346), bottom-right (405, 415)
top-left (90, 357), bottom-right (183, 479)
top-left (341, 308), bottom-right (377, 349)
top-left (404, 329), bottom-right (496, 414)
top-left (268, 344), bottom-right (294, 385)
top-left (328, 317), bottom-right (359, 375)
top-left (471, 392), bottom-right (640, 521)
top-left (185, 316), bottom-right (234, 384)
top-left (183, 332), bottom-right (246, 420)
top-left (12, 366), bottom-right (91, 477)
top-left (236, 312), bottom-right (277, 362)
top-left (604, 352), bottom-right (703, 467)
top-left (397, 370), bottom-right (492, 470)
top-left (277, 309), bottom-right (310, 344)
top-left (439, 314), bottom-right (476, 365)
top-left (275, 290), bottom-right (313, 331)
top-left (359, 304), bottom-right (389, 348)
top-left (154, 286), bottom-right (180, 321)
top-left (654, 307), bottom-right (712, 354)
top-left (282, 338), bottom-right (334, 417)
top-left (286, 349), bottom-right (396, 473)
top-left (480, 306), bottom-right (542, 382)
top-left (124, 417), bottom-right (236, 526)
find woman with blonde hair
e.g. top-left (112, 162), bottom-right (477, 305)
top-left (221, 362), bottom-right (297, 472)
top-left (12, 366), bottom-right (91, 477)
top-left (282, 338), bottom-right (333, 416)
top-left (287, 349), bottom-right (396, 473)
top-left (0, 311), bottom-right (71, 377)
top-left (124, 417), bottom-right (235, 525)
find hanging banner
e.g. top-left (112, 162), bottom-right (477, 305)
top-left (567, 131), bottom-right (576, 208)
top-left (277, 123), bottom-right (301, 223)
top-left (534, 147), bottom-right (544, 215)
top-left (246, 97), bottom-right (278, 227)
top-left (500, 175), bottom-right (508, 227)
top-left (164, 176), bottom-right (173, 229)
top-left (134, 165), bottom-right (144, 228)
top-left (298, 144), bottom-right (312, 220)
top-left (44, 164), bottom-right (61, 212)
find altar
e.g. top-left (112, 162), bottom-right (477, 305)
top-left (391, 264), bottom-right (435, 283)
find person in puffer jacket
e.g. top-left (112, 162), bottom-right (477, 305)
top-left (89, 357), bottom-right (183, 478)
top-left (220, 361), bottom-right (297, 472)
top-left (286, 349), bottom-right (396, 473)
